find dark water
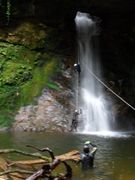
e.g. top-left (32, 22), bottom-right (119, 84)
top-left (0, 131), bottom-right (135, 180)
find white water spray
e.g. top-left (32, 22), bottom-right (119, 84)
top-left (75, 11), bottom-right (110, 133)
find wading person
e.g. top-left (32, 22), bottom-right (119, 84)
top-left (78, 141), bottom-right (97, 170)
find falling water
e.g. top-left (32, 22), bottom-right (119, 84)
top-left (75, 11), bottom-right (110, 133)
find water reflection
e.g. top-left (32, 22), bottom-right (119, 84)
top-left (0, 131), bottom-right (135, 180)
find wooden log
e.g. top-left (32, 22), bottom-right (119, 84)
top-left (26, 159), bottom-right (73, 180)
top-left (9, 150), bottom-right (80, 166)
top-left (0, 149), bottom-right (80, 180)
top-left (26, 158), bottom-right (61, 180)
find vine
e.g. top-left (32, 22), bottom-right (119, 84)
top-left (6, 0), bottom-right (11, 25)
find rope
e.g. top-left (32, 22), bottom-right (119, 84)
top-left (83, 64), bottom-right (135, 111)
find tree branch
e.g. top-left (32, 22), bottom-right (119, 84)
top-left (26, 145), bottom-right (55, 160)
top-left (0, 149), bottom-right (50, 161)
top-left (0, 168), bottom-right (33, 176)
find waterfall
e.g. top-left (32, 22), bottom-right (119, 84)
top-left (75, 11), bottom-right (110, 133)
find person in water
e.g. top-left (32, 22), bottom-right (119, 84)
top-left (70, 109), bottom-right (80, 132)
top-left (79, 140), bottom-right (97, 170)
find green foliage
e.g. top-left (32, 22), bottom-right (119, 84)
top-left (0, 86), bottom-right (19, 109)
top-left (0, 86), bottom-right (19, 126)
top-left (0, 42), bottom-right (39, 63)
top-left (0, 113), bottom-right (12, 127)
top-left (0, 42), bottom-right (36, 87)
top-left (20, 57), bottom-right (60, 105)
top-left (0, 60), bottom-right (5, 73)
top-left (0, 62), bottom-right (32, 85)
top-left (0, 38), bottom-right (61, 127)
top-left (47, 82), bottom-right (60, 90)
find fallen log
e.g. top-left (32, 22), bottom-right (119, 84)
top-left (26, 160), bottom-right (72, 180)
top-left (0, 147), bottom-right (80, 180)
top-left (22, 146), bottom-right (74, 179)
top-left (9, 150), bottom-right (80, 166)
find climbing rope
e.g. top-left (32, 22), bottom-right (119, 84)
top-left (82, 63), bottom-right (135, 111)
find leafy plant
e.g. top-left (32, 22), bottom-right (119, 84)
top-left (0, 62), bottom-right (32, 85)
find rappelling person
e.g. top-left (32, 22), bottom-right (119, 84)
top-left (74, 63), bottom-right (81, 74)
top-left (70, 109), bottom-right (80, 132)
top-left (78, 140), bottom-right (98, 170)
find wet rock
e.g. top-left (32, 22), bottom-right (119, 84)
top-left (12, 88), bottom-right (74, 132)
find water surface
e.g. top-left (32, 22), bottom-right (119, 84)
top-left (0, 131), bottom-right (135, 180)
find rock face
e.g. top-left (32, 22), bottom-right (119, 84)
top-left (13, 88), bottom-right (73, 132)
top-left (12, 67), bottom-right (75, 132)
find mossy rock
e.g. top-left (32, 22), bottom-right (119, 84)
top-left (0, 41), bottom-right (40, 64)
top-left (0, 21), bottom-right (62, 128)
top-left (0, 22), bottom-right (49, 49)
top-left (0, 61), bottom-right (32, 85)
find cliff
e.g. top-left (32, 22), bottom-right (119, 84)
top-left (0, 0), bottom-right (135, 131)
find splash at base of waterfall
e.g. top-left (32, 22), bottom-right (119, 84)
top-left (76, 130), bottom-right (132, 138)
top-left (79, 89), bottom-right (110, 133)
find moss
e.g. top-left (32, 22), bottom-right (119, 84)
top-left (0, 86), bottom-right (18, 126)
top-left (19, 57), bottom-right (60, 105)
top-left (47, 82), bottom-right (60, 90)
top-left (0, 40), bottom-right (61, 127)
top-left (0, 42), bottom-right (40, 64)
top-left (0, 62), bottom-right (32, 85)
top-left (0, 113), bottom-right (12, 127)
top-left (0, 18), bottom-right (65, 128)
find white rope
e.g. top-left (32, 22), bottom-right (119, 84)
top-left (84, 65), bottom-right (135, 111)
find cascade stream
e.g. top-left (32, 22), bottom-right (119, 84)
top-left (75, 12), bottom-right (111, 133)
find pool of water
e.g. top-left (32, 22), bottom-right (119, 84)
top-left (0, 131), bottom-right (135, 180)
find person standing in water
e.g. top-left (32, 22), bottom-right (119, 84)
top-left (79, 140), bottom-right (97, 169)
